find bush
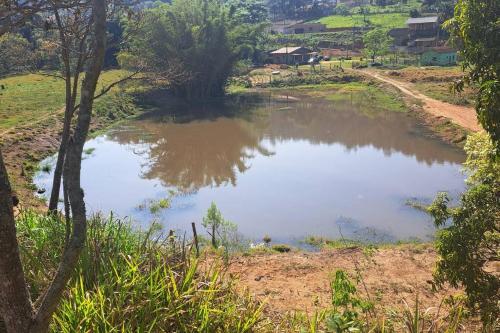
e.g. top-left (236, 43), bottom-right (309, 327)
top-left (325, 270), bottom-right (373, 332)
top-left (271, 244), bottom-right (291, 253)
top-left (429, 132), bottom-right (499, 328)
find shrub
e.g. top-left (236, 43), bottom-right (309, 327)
top-left (202, 202), bottom-right (238, 250)
top-left (271, 244), bottom-right (291, 253)
top-left (429, 132), bottom-right (499, 328)
top-left (325, 270), bottom-right (373, 332)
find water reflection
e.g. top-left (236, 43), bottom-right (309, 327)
top-left (35, 90), bottom-right (466, 243)
top-left (107, 91), bottom-right (463, 193)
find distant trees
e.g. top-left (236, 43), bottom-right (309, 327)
top-left (362, 28), bottom-right (393, 63)
top-left (226, 0), bottom-right (268, 24)
top-left (267, 0), bottom-right (334, 20)
top-left (422, 0), bottom-right (455, 21)
top-left (409, 8), bottom-right (420, 18)
top-left (333, 3), bottom-right (350, 16)
top-left (0, 33), bottom-right (34, 75)
top-left (445, 0), bottom-right (500, 147)
top-left (123, 0), bottom-right (267, 99)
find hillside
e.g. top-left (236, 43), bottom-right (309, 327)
top-left (317, 12), bottom-right (408, 29)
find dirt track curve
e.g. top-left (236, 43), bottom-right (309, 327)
top-left (360, 70), bottom-right (482, 132)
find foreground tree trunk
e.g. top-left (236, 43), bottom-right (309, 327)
top-left (47, 6), bottom-right (88, 214)
top-left (0, 151), bottom-right (33, 332)
top-left (32, 0), bottom-right (107, 331)
top-left (0, 0), bottom-right (107, 331)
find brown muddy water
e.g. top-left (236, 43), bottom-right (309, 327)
top-left (35, 90), bottom-right (466, 244)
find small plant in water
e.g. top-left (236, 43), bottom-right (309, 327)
top-left (262, 234), bottom-right (271, 246)
top-left (83, 147), bottom-right (96, 155)
top-left (271, 244), bottom-right (291, 253)
top-left (149, 198), bottom-right (171, 214)
top-left (41, 164), bottom-right (51, 173)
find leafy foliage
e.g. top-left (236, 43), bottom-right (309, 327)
top-left (362, 28), bottom-right (393, 62)
top-left (325, 270), bottom-right (373, 332)
top-left (226, 0), bottom-right (269, 24)
top-left (428, 133), bottom-right (499, 328)
top-left (0, 33), bottom-right (34, 75)
top-left (444, 0), bottom-right (500, 146)
top-left (202, 202), bottom-right (238, 250)
top-left (123, 0), bottom-right (267, 99)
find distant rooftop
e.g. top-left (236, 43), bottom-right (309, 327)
top-left (286, 22), bottom-right (326, 28)
top-left (425, 47), bottom-right (457, 54)
top-left (414, 37), bottom-right (437, 42)
top-left (271, 46), bottom-right (310, 54)
top-left (406, 16), bottom-right (438, 25)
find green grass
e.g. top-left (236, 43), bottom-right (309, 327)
top-left (317, 12), bottom-right (409, 29)
top-left (413, 82), bottom-right (475, 106)
top-left (0, 70), bottom-right (134, 131)
top-left (279, 81), bottom-right (407, 114)
top-left (303, 235), bottom-right (429, 250)
top-left (17, 211), bottom-right (265, 332)
top-left (333, 83), bottom-right (406, 113)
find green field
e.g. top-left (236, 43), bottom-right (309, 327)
top-left (0, 70), bottom-right (131, 131)
top-left (317, 12), bottom-right (409, 29)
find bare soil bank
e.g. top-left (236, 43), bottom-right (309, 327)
top-left (226, 245), bottom-right (481, 330)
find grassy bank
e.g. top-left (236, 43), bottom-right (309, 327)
top-left (317, 12), bottom-right (408, 29)
top-left (17, 211), bottom-right (265, 332)
top-left (14, 211), bottom-right (473, 332)
top-left (0, 70), bottom-right (134, 132)
top-left (0, 70), bottom-right (148, 207)
top-left (380, 66), bottom-right (476, 106)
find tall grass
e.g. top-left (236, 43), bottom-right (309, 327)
top-left (15, 211), bottom-right (470, 332)
top-left (17, 211), bottom-right (264, 332)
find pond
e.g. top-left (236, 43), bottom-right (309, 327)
top-left (35, 89), bottom-right (466, 245)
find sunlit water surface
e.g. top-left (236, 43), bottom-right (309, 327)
top-left (35, 90), bottom-right (466, 244)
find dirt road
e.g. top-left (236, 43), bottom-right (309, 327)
top-left (359, 70), bottom-right (481, 132)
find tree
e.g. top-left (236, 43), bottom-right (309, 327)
top-left (429, 133), bottom-right (499, 328)
top-left (0, 0), bottom-right (108, 331)
top-left (46, 2), bottom-right (140, 214)
top-left (422, 0), bottom-right (455, 21)
top-left (226, 0), bottom-right (269, 24)
top-left (124, 0), bottom-right (267, 99)
top-left (202, 202), bottom-right (237, 249)
top-left (362, 28), bottom-right (393, 63)
top-left (333, 3), bottom-right (349, 16)
top-left (444, 0), bottom-right (500, 147)
top-left (0, 33), bottom-right (34, 75)
top-left (409, 8), bottom-right (420, 18)
top-left (0, 1), bottom-right (50, 35)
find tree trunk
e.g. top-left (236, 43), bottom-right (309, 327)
top-left (0, 150), bottom-right (34, 333)
top-left (31, 0), bottom-right (107, 330)
top-left (48, 9), bottom-right (83, 214)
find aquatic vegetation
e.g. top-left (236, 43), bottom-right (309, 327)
top-left (83, 147), bottom-right (95, 155)
top-left (271, 244), bottom-right (291, 253)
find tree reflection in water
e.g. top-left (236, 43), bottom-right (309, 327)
top-left (108, 91), bottom-right (465, 193)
